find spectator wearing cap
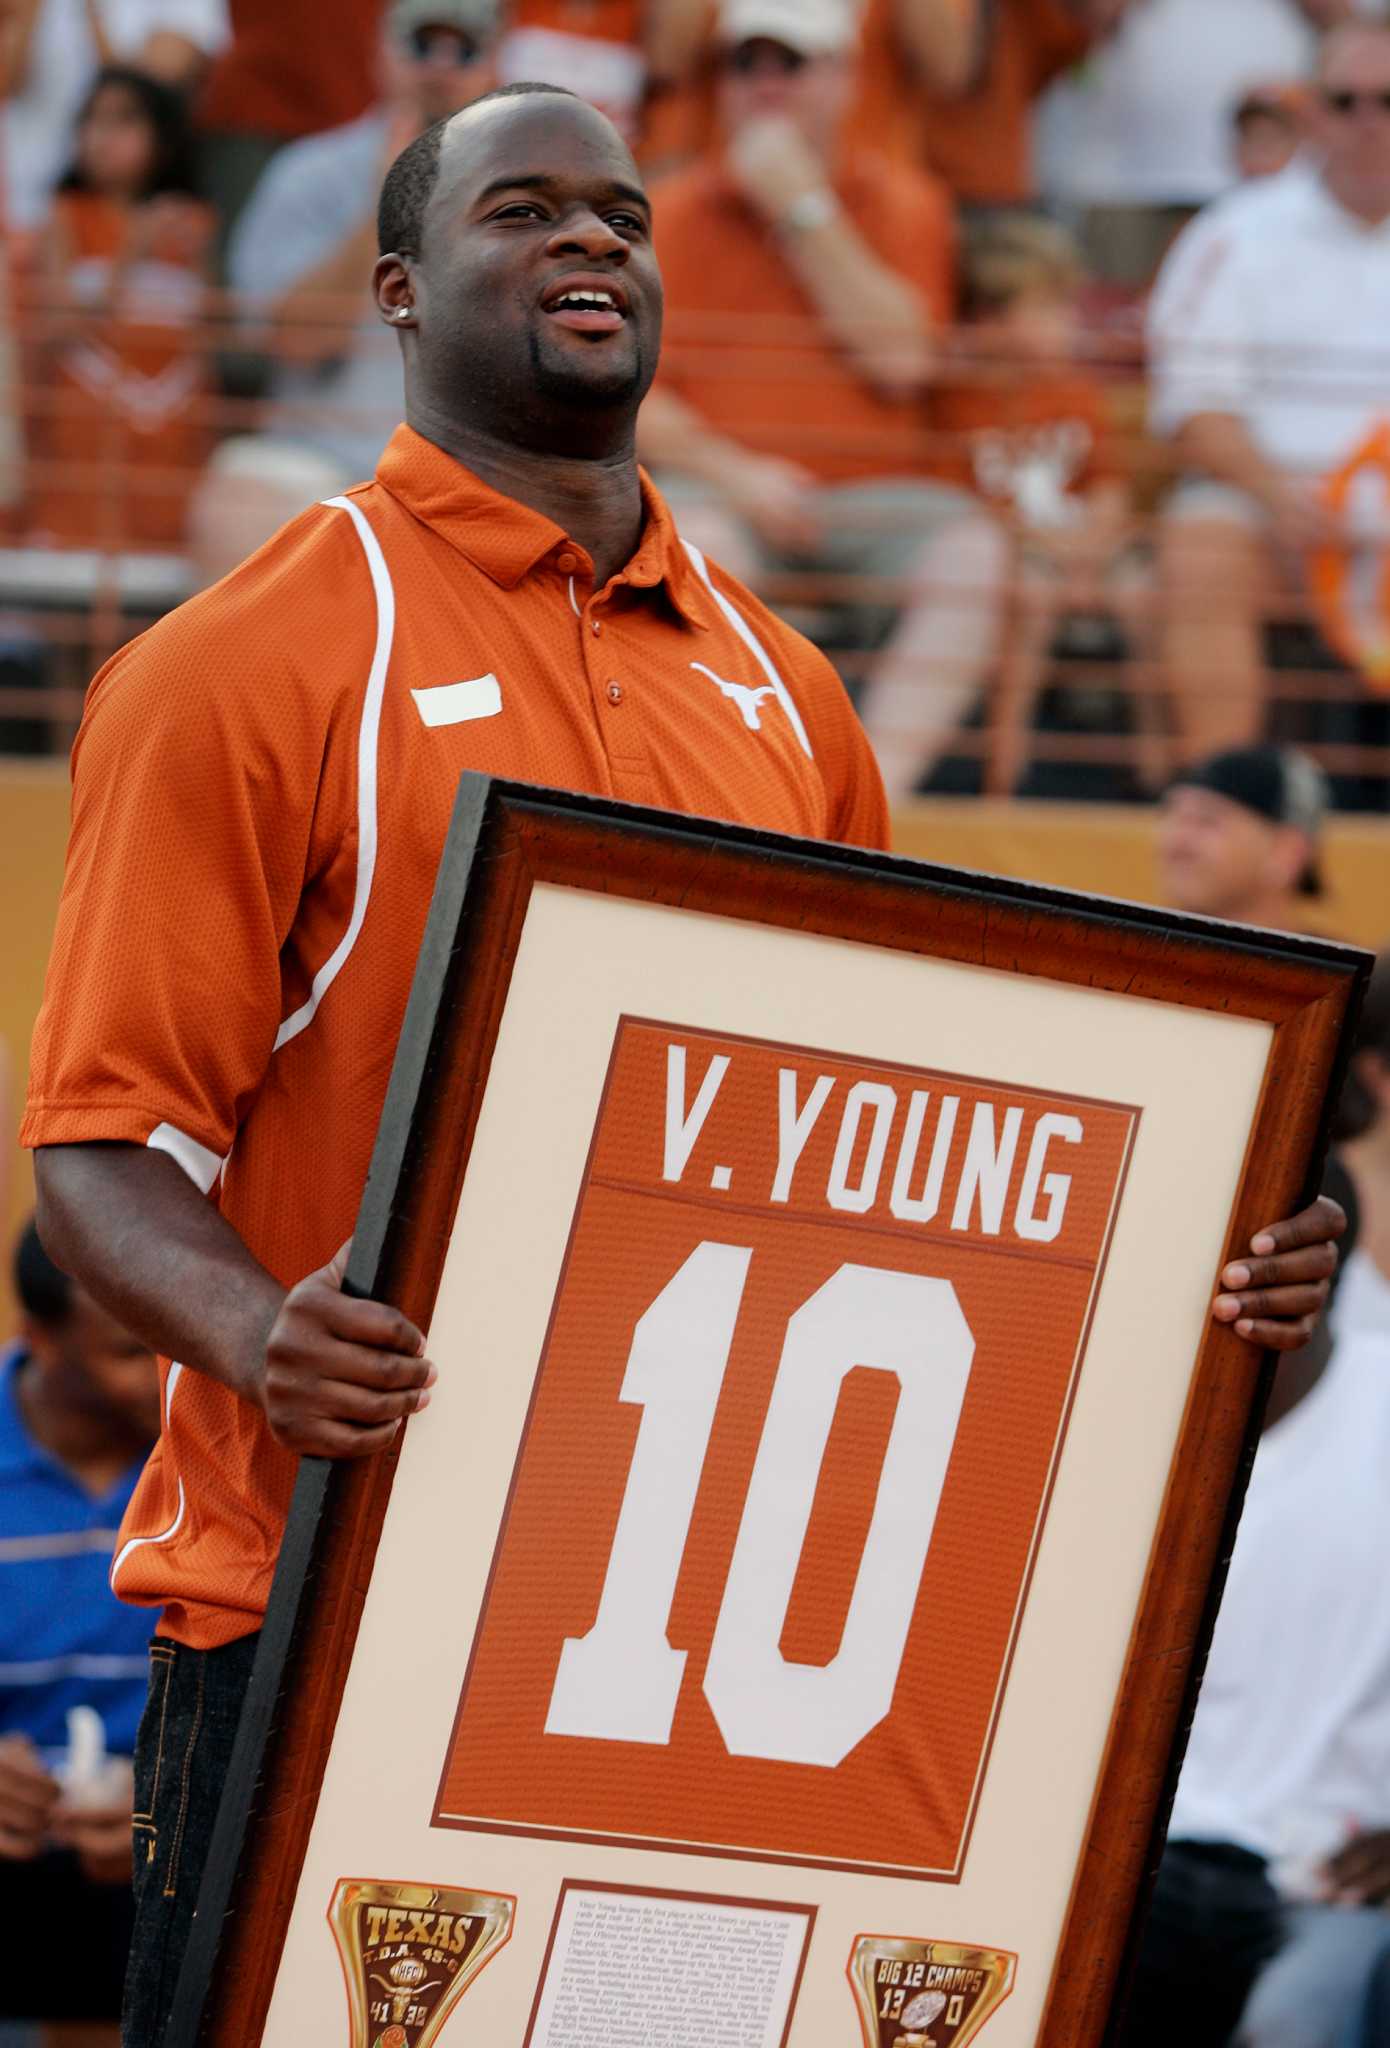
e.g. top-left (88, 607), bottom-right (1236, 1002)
top-left (640, 0), bottom-right (1014, 787)
top-left (1155, 743), bottom-right (1328, 931)
top-left (0, 1220), bottom-right (159, 2030)
top-left (1147, 19), bottom-right (1390, 758)
top-left (191, 0), bottom-right (500, 583)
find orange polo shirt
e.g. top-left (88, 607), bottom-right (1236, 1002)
top-left (912, 0), bottom-right (1091, 207)
top-left (22, 424), bottom-right (888, 1650)
top-left (652, 153), bottom-right (956, 481)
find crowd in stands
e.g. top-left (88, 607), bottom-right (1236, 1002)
top-left (2, 0), bottom-right (1390, 799)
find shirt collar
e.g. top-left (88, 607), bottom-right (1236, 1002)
top-left (373, 424), bottom-right (712, 631)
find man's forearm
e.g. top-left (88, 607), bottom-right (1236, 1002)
top-left (776, 209), bottom-right (933, 396)
top-left (34, 1143), bottom-right (285, 1402)
top-left (267, 216), bottom-right (379, 367)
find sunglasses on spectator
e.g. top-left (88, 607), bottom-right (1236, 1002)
top-left (406, 23), bottom-right (482, 64)
top-left (723, 41), bottom-right (810, 76)
top-left (1323, 87), bottom-right (1390, 114)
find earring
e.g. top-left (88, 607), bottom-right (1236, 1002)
top-left (392, 306), bottom-right (413, 322)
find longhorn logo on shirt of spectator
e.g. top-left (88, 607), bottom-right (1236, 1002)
top-left (972, 418), bottom-right (1095, 528)
top-left (848, 1934), bottom-right (1018, 2048)
top-left (690, 661), bottom-right (778, 732)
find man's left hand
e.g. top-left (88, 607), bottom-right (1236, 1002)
top-left (1211, 1194), bottom-right (1344, 1350)
top-left (1322, 1830), bottom-right (1390, 1907)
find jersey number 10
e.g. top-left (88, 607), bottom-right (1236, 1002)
top-left (544, 1241), bottom-right (976, 1769)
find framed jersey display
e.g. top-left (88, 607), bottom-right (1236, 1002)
top-left (170, 778), bottom-right (1365, 2048)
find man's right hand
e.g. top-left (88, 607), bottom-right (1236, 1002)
top-left (724, 454), bottom-right (823, 555)
top-left (0, 1734), bottom-right (59, 1860)
top-left (256, 1242), bottom-right (436, 1458)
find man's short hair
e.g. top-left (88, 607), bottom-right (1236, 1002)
top-left (14, 1218), bottom-right (72, 1326)
top-left (377, 81), bottom-right (585, 256)
top-left (960, 214), bottom-right (1084, 320)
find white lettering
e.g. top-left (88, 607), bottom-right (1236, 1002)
top-left (772, 1070), bottom-right (835, 1204)
top-left (662, 1044), bottom-right (730, 1184)
top-left (950, 1103), bottom-right (1024, 1236)
top-left (827, 1082), bottom-right (898, 1214)
top-left (889, 1091), bottom-right (960, 1224)
top-left (1014, 1113), bottom-right (1083, 1242)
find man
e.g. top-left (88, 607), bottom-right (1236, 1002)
top-left (639, 0), bottom-right (1016, 790)
top-left (1148, 18), bottom-right (1390, 755)
top-left (1156, 743), bottom-right (1329, 929)
top-left (0, 1220), bottom-right (159, 2032)
top-left (194, 0), bottom-right (500, 580)
top-left (21, 82), bottom-right (1341, 2046)
top-left (1120, 1164), bottom-right (1390, 2048)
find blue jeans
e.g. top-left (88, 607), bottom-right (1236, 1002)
top-left (1238, 1902), bottom-right (1390, 2048)
top-left (121, 1631), bottom-right (259, 2047)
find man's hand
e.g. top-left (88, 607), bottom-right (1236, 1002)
top-left (0, 1734), bottom-right (59, 1860)
top-left (256, 1242), bottom-right (435, 1457)
top-left (725, 115), bottom-right (829, 226)
top-left (1212, 1194), bottom-right (1344, 1349)
top-left (1322, 1830), bottom-right (1390, 1906)
top-left (52, 1793), bottom-right (134, 1885)
top-left (724, 453), bottom-right (823, 554)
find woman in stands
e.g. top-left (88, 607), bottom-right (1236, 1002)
top-left (21, 66), bottom-right (215, 551)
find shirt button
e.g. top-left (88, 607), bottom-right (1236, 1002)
top-left (557, 550), bottom-right (579, 573)
top-left (606, 680), bottom-right (623, 705)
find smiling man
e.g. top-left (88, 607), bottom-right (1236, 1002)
top-left (22, 82), bottom-right (1344, 2048)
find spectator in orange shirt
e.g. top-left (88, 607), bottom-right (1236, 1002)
top-left (22, 65), bottom-right (216, 551)
top-left (862, 215), bottom-right (1142, 796)
top-left (891, 0), bottom-right (1110, 213)
top-left (641, 0), bottom-right (1012, 785)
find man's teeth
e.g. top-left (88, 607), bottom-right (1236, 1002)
top-left (554, 290), bottom-right (618, 310)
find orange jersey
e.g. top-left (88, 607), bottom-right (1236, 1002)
top-left (21, 425), bottom-right (888, 1650)
top-left (653, 153), bottom-right (956, 482)
top-left (927, 362), bottom-right (1118, 506)
top-left (23, 191), bottom-right (215, 548)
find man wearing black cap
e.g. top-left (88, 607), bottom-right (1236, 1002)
top-left (1156, 743), bottom-right (1328, 931)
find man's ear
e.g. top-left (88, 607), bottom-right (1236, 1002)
top-left (374, 253), bottom-right (418, 328)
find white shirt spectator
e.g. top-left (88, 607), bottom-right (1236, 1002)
top-left (226, 107), bottom-right (401, 481)
top-left (1168, 1321), bottom-right (1390, 1883)
top-left (1037, 0), bottom-right (1321, 210)
top-left (1148, 158), bottom-right (1390, 481)
top-left (2, 0), bottom-right (228, 230)
top-left (1332, 1245), bottom-right (1390, 1343)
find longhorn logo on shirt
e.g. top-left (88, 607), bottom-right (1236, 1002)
top-left (327, 1878), bottom-right (514, 2048)
top-left (690, 661), bottom-right (778, 731)
top-left (848, 1935), bottom-right (1017, 2048)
